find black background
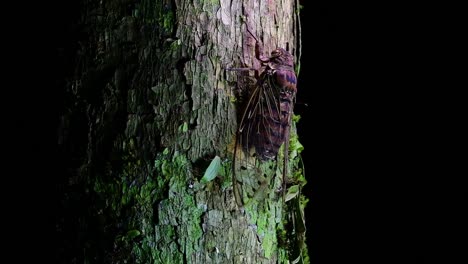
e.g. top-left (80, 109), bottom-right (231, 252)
top-left (297, 2), bottom-right (465, 263)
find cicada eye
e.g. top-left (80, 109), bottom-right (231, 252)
top-left (272, 49), bottom-right (282, 57)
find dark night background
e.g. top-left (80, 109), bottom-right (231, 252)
top-left (8, 1), bottom-right (463, 263)
top-left (297, 2), bottom-right (465, 263)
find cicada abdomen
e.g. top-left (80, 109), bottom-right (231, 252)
top-left (231, 30), bottom-right (297, 207)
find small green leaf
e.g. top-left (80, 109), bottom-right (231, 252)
top-left (126, 229), bottom-right (141, 240)
top-left (285, 185), bottom-right (300, 202)
top-left (200, 156), bottom-right (221, 183)
top-left (292, 114), bottom-right (301, 123)
top-left (178, 122), bottom-right (189, 133)
top-left (291, 255), bottom-right (301, 264)
top-left (289, 135), bottom-right (304, 153)
top-left (163, 148), bottom-right (169, 155)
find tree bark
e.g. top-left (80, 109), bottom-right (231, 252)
top-left (57, 0), bottom-right (306, 263)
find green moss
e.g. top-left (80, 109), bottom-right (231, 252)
top-left (277, 249), bottom-right (288, 263)
top-left (279, 121), bottom-right (310, 263)
top-left (237, 119), bottom-right (307, 263)
top-left (162, 11), bottom-right (174, 32)
top-left (167, 39), bottom-right (182, 53)
top-left (292, 114), bottom-right (301, 123)
top-left (153, 150), bottom-right (203, 262)
top-left (259, 202), bottom-right (278, 259)
top-left (251, 205), bottom-right (276, 259)
top-left (243, 179), bottom-right (281, 260)
top-left (219, 159), bottom-right (233, 190)
top-left (178, 121), bottom-right (189, 133)
top-left (89, 144), bottom-right (206, 262)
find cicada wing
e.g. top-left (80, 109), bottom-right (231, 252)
top-left (233, 73), bottom-right (283, 206)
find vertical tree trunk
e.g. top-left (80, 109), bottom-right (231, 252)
top-left (57, 0), bottom-right (306, 263)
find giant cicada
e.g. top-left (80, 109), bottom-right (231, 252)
top-left (229, 28), bottom-right (297, 207)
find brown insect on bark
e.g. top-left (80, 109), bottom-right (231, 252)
top-left (228, 27), bottom-right (297, 207)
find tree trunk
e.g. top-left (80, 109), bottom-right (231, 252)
top-left (57, 0), bottom-right (306, 263)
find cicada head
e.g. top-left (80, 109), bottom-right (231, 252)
top-left (270, 48), bottom-right (294, 68)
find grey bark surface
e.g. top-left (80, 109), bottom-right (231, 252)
top-left (57, 0), bottom-right (303, 263)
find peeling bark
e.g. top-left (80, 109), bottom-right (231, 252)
top-left (57, 0), bottom-right (305, 263)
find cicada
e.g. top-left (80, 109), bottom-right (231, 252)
top-left (229, 28), bottom-right (297, 207)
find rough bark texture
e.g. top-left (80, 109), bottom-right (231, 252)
top-left (57, 0), bottom-right (305, 263)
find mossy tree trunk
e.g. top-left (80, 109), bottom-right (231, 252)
top-left (57, 0), bottom-right (305, 263)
